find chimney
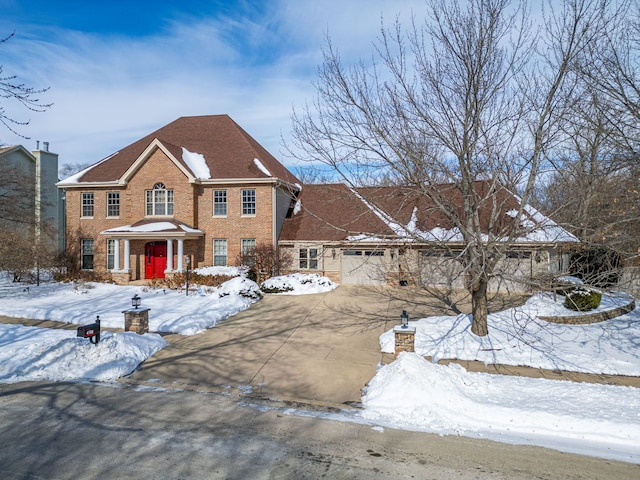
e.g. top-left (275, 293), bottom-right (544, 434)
top-left (43, 142), bottom-right (49, 152)
top-left (36, 140), bottom-right (40, 150)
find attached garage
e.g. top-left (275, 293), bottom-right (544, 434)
top-left (341, 249), bottom-right (390, 285)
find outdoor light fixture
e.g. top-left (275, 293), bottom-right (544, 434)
top-left (401, 309), bottom-right (409, 329)
top-left (132, 294), bottom-right (141, 309)
top-left (185, 255), bottom-right (192, 296)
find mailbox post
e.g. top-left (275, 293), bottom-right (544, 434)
top-left (77, 315), bottom-right (101, 345)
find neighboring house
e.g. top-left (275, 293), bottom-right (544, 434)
top-left (57, 115), bottom-right (301, 283)
top-left (0, 143), bottom-right (63, 253)
top-left (278, 182), bottom-right (578, 293)
top-left (57, 114), bottom-right (576, 293)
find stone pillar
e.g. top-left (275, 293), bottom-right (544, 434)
top-left (166, 239), bottom-right (174, 272)
top-left (394, 325), bottom-right (416, 358)
top-left (123, 307), bottom-right (150, 335)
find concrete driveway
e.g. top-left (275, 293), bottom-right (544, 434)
top-left (124, 285), bottom-right (457, 407)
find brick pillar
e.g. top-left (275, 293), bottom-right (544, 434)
top-left (394, 326), bottom-right (416, 358)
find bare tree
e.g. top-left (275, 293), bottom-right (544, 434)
top-left (0, 157), bottom-right (34, 225)
top-left (534, 0), bottom-right (640, 280)
top-left (288, 0), bottom-right (620, 336)
top-left (0, 160), bottom-right (58, 281)
top-left (59, 162), bottom-right (91, 180)
top-left (0, 32), bottom-right (51, 140)
top-left (237, 243), bottom-right (293, 284)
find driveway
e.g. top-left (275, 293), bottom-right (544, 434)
top-left (123, 285), bottom-right (457, 406)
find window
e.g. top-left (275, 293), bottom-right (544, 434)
top-left (241, 238), bottom-right (256, 266)
top-left (421, 249), bottom-right (456, 258)
top-left (81, 239), bottom-right (94, 270)
top-left (344, 250), bottom-right (384, 257)
top-left (213, 190), bottom-right (227, 216)
top-left (213, 239), bottom-right (227, 266)
top-left (242, 189), bottom-right (256, 215)
top-left (146, 182), bottom-right (174, 216)
top-left (107, 192), bottom-right (120, 217)
top-left (506, 250), bottom-right (532, 259)
top-left (106, 239), bottom-right (115, 269)
top-left (299, 248), bottom-right (318, 269)
top-left (81, 192), bottom-right (94, 217)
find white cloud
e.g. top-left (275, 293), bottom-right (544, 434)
top-left (0, 0), bottom-right (428, 169)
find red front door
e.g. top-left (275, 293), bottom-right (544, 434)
top-left (145, 242), bottom-right (167, 279)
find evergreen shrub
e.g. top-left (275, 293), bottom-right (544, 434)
top-left (564, 289), bottom-right (602, 312)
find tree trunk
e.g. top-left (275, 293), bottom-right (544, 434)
top-left (470, 279), bottom-right (489, 337)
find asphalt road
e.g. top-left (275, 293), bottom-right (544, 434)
top-left (1, 381), bottom-right (638, 480)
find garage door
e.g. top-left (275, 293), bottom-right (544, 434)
top-left (341, 250), bottom-right (389, 285)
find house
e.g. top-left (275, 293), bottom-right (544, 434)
top-left (0, 143), bottom-right (63, 254)
top-left (58, 114), bottom-right (576, 293)
top-left (278, 182), bottom-right (578, 293)
top-left (57, 115), bottom-right (300, 283)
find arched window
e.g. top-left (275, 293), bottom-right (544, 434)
top-left (145, 182), bottom-right (174, 216)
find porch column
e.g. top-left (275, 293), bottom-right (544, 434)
top-left (177, 238), bottom-right (184, 271)
top-left (123, 238), bottom-right (131, 271)
top-left (166, 239), bottom-right (174, 272)
top-left (114, 239), bottom-right (121, 270)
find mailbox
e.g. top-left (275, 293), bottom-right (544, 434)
top-left (77, 316), bottom-right (101, 345)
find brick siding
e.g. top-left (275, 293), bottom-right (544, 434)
top-left (65, 148), bottom-right (276, 278)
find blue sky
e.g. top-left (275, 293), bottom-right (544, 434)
top-left (0, 0), bottom-right (424, 171)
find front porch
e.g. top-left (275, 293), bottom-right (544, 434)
top-left (102, 220), bottom-right (204, 284)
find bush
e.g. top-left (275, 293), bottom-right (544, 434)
top-left (569, 246), bottom-right (621, 288)
top-left (260, 285), bottom-right (294, 294)
top-left (564, 289), bottom-right (602, 312)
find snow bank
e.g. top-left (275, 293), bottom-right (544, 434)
top-left (0, 324), bottom-right (166, 383)
top-left (363, 353), bottom-right (640, 463)
top-left (260, 273), bottom-right (337, 295)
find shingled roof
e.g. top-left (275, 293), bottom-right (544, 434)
top-left (280, 183), bottom-right (394, 241)
top-left (60, 115), bottom-right (299, 185)
top-left (280, 182), bottom-right (577, 244)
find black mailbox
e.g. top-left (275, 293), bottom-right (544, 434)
top-left (77, 316), bottom-right (101, 345)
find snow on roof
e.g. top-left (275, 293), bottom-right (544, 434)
top-left (102, 222), bottom-right (201, 234)
top-left (350, 186), bottom-right (577, 244)
top-left (253, 158), bottom-right (272, 177)
top-left (181, 147), bottom-right (211, 179)
top-left (350, 187), bottom-right (411, 237)
top-left (293, 199), bottom-right (302, 215)
top-left (58, 152), bottom-right (119, 185)
top-left (507, 201), bottom-right (579, 243)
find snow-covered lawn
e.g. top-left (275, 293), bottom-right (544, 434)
top-left (365, 291), bottom-right (640, 463)
top-left (0, 275), bottom-right (262, 335)
top-left (379, 291), bottom-right (640, 375)
top-left (0, 271), bottom-right (336, 384)
top-left (0, 272), bottom-right (638, 463)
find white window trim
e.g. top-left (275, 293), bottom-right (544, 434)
top-left (106, 192), bottom-right (120, 218)
top-left (81, 192), bottom-right (94, 218)
top-left (145, 183), bottom-right (174, 217)
top-left (299, 247), bottom-right (319, 270)
top-left (213, 189), bottom-right (227, 217)
top-left (241, 188), bottom-right (256, 217)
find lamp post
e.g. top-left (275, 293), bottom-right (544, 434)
top-left (401, 309), bottom-right (409, 329)
top-left (132, 294), bottom-right (141, 309)
top-left (185, 255), bottom-right (191, 296)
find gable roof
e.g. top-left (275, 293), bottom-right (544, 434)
top-left (0, 145), bottom-right (36, 162)
top-left (280, 182), bottom-right (577, 244)
top-left (58, 115), bottom-right (299, 186)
